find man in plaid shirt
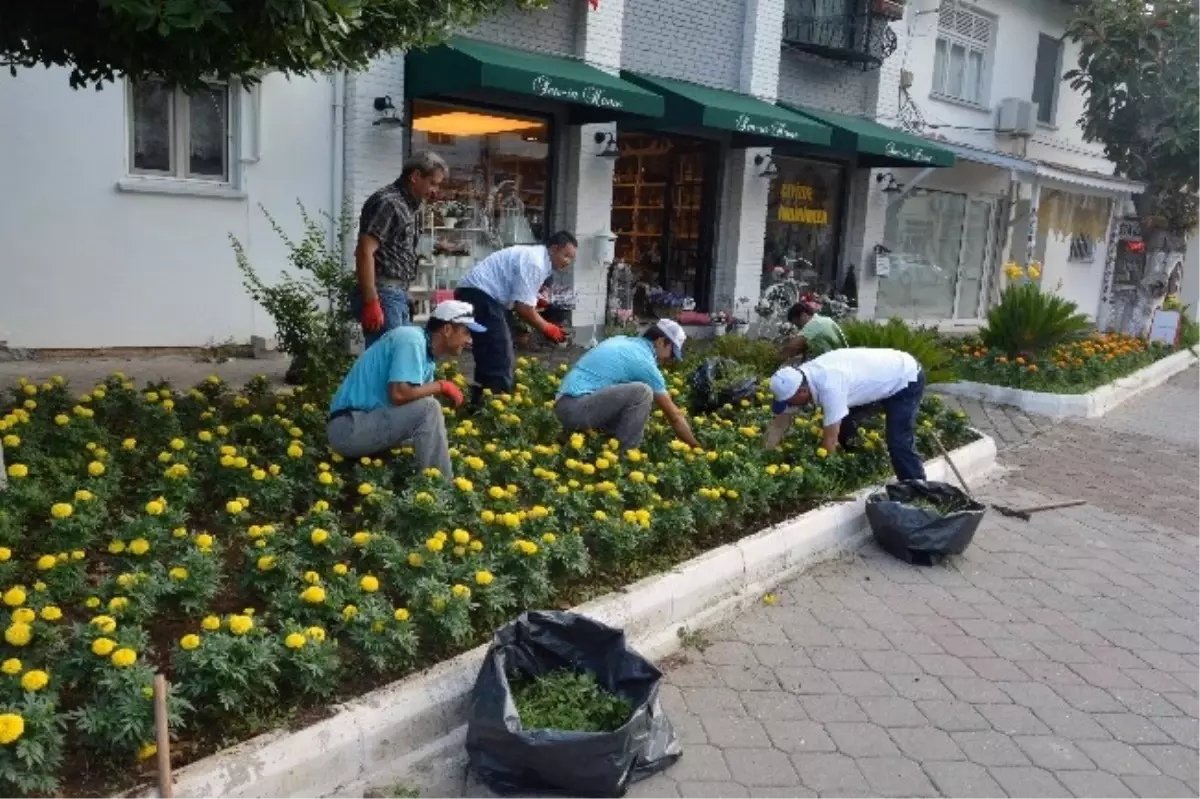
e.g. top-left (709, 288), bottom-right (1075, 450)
top-left (353, 151), bottom-right (447, 347)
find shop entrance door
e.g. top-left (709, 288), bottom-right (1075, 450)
top-left (953, 197), bottom-right (1000, 320)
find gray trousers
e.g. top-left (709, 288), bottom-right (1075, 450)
top-left (554, 383), bottom-right (654, 451)
top-left (326, 397), bottom-right (453, 478)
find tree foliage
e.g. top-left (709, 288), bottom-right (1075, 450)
top-left (1, 0), bottom-right (549, 91)
top-left (1065, 0), bottom-right (1199, 236)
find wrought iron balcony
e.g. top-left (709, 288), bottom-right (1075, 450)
top-left (782, 11), bottom-right (899, 70)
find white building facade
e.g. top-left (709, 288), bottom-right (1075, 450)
top-left (0, 69), bottom-right (340, 349)
top-left (0, 0), bottom-right (1140, 350)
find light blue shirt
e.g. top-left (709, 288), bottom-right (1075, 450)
top-left (558, 336), bottom-right (668, 398)
top-left (330, 327), bottom-right (435, 412)
top-left (458, 244), bottom-right (551, 308)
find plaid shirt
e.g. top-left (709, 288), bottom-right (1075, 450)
top-left (358, 181), bottom-right (421, 284)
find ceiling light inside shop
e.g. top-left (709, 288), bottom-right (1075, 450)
top-left (413, 111), bottom-right (543, 137)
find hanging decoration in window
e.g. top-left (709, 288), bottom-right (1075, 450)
top-left (1037, 190), bottom-right (1111, 242)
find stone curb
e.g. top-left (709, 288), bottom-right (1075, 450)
top-left (933, 349), bottom-right (1197, 419)
top-left (135, 434), bottom-right (1001, 799)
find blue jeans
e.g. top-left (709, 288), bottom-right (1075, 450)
top-left (881, 370), bottom-right (927, 482)
top-left (351, 284), bottom-right (410, 348)
top-left (454, 286), bottom-right (514, 404)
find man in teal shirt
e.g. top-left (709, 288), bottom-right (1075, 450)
top-left (781, 299), bottom-right (847, 362)
top-left (326, 300), bottom-right (483, 477)
top-left (555, 320), bottom-right (700, 451)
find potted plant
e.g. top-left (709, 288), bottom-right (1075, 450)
top-left (709, 310), bottom-right (730, 337)
top-left (729, 296), bottom-right (752, 335)
top-left (436, 200), bottom-right (468, 228)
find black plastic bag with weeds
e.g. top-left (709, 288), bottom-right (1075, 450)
top-left (465, 610), bottom-right (682, 797)
top-left (865, 480), bottom-right (986, 566)
top-left (688, 357), bottom-right (759, 414)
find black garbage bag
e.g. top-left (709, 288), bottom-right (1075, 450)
top-left (465, 611), bottom-right (682, 797)
top-left (866, 480), bottom-right (986, 566)
top-left (688, 357), bottom-right (758, 414)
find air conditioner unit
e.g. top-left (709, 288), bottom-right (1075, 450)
top-left (995, 98), bottom-right (1037, 138)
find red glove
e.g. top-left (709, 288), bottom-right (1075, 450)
top-left (438, 380), bottom-right (464, 408)
top-left (361, 298), bottom-right (385, 331)
top-left (543, 323), bottom-right (567, 343)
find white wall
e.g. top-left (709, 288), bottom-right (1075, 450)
top-left (0, 68), bottom-right (335, 349)
top-left (1182, 236), bottom-right (1200, 312)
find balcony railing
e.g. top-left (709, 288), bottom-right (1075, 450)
top-left (781, 11), bottom-right (899, 70)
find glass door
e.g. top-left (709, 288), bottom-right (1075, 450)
top-left (953, 197), bottom-right (999, 319)
top-left (875, 189), bottom-right (967, 321)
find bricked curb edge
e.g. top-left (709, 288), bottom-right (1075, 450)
top-left (135, 435), bottom-right (1000, 799)
top-left (934, 349), bottom-right (1197, 420)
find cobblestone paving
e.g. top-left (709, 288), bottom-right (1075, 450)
top-left (615, 369), bottom-right (1198, 798)
top-left (933, 392), bottom-right (1054, 453)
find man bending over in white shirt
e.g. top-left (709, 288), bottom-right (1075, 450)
top-left (766, 348), bottom-right (927, 482)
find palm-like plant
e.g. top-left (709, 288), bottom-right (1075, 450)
top-left (840, 317), bottom-right (956, 384)
top-left (980, 282), bottom-right (1092, 357)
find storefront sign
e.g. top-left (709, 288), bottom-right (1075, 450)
top-left (884, 140), bottom-right (936, 164)
top-left (777, 183), bottom-right (829, 225)
top-left (734, 114), bottom-right (803, 141)
top-left (531, 75), bottom-right (624, 109)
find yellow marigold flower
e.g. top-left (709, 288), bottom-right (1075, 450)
top-left (317, 471), bottom-right (334, 485)
top-left (310, 528), bottom-right (329, 545)
top-left (129, 538), bottom-right (150, 556)
top-left (92, 637), bottom-right (116, 656)
top-left (452, 529), bottom-right (471, 545)
top-left (357, 482), bottom-right (374, 496)
top-left (144, 499), bottom-right (165, 516)
top-left (226, 499), bottom-right (244, 515)
top-left (35, 555), bottom-right (56, 571)
top-left (179, 633), bottom-right (202, 651)
top-left (228, 615), bottom-right (254, 635)
top-left (121, 438), bottom-right (137, 450)
top-left (352, 531), bottom-right (371, 547)
top-left (333, 563), bottom-right (349, 575)
top-left (0, 713), bottom-right (25, 745)
top-left (285, 633), bottom-right (307, 650)
top-left (474, 570), bottom-right (494, 586)
top-left (137, 742), bottom-right (158, 761)
top-left (85, 597), bottom-right (101, 609)
top-left (39, 606), bottom-right (62, 622)
top-left (108, 597), bottom-right (129, 613)
top-left (393, 608), bottom-right (410, 622)
top-left (303, 571), bottom-right (320, 585)
top-left (481, 510), bottom-right (496, 523)
top-left (342, 605), bottom-right (358, 619)
top-left (87, 460), bottom-right (106, 477)
top-left (50, 503), bottom-right (73, 520)
top-left (6, 464), bottom-right (28, 479)
top-left (360, 575), bottom-right (380, 593)
top-left (20, 670), bottom-right (49, 692)
top-left (312, 499), bottom-right (328, 513)
top-left (593, 510), bottom-right (607, 521)
top-left (257, 555), bottom-right (276, 571)
top-left (425, 537), bottom-right (444, 553)
top-left (451, 584), bottom-right (471, 599)
top-left (90, 615), bottom-right (117, 634)
top-left (2, 588), bottom-right (25, 609)
top-left (0, 550), bottom-right (9, 563)
top-left (407, 553), bottom-right (424, 568)
top-left (1, 435), bottom-right (17, 448)
top-left (0, 659), bottom-right (20, 675)
top-left (111, 648), bottom-right (137, 668)
top-left (287, 444), bottom-right (304, 459)
top-left (300, 586), bottom-right (326, 604)
top-left (10, 609), bottom-right (33, 625)
top-left (195, 533), bottom-right (214, 550)
top-left (305, 626), bottom-right (326, 642)
top-left (201, 615), bottom-right (221, 631)
top-left (816, 447), bottom-right (828, 458)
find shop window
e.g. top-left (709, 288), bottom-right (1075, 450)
top-left (761, 157), bottom-right (845, 295)
top-left (610, 133), bottom-right (718, 314)
top-left (128, 79), bottom-right (232, 182)
top-left (410, 100), bottom-right (551, 284)
top-left (932, 3), bottom-right (993, 107)
top-left (1031, 34), bottom-right (1063, 125)
top-left (876, 188), bottom-right (1000, 321)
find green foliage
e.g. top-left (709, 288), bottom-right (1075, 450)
top-left (979, 282), bottom-right (1092, 357)
top-left (1065, 0), bottom-right (1199, 235)
top-left (839, 318), bottom-right (956, 384)
top-left (707, 336), bottom-right (784, 376)
top-left (511, 670), bottom-right (631, 733)
top-left (1, 0), bottom-right (550, 91)
top-left (232, 203), bottom-right (356, 396)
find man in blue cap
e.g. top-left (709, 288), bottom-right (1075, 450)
top-left (766, 348), bottom-right (926, 481)
top-left (555, 319), bottom-right (700, 451)
top-left (326, 300), bottom-right (485, 478)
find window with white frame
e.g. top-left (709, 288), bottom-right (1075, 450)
top-left (931, 3), bottom-right (994, 107)
top-left (129, 80), bottom-right (233, 182)
top-left (1031, 34), bottom-right (1063, 125)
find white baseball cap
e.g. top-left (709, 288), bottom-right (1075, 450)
top-left (655, 318), bottom-right (687, 361)
top-left (430, 300), bottom-right (486, 333)
top-left (769, 366), bottom-right (806, 414)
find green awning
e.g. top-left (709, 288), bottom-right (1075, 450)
top-left (780, 104), bottom-right (956, 167)
top-left (620, 72), bottom-right (831, 147)
top-left (405, 38), bottom-right (664, 122)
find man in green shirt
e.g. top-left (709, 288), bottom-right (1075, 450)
top-left (780, 299), bottom-right (847, 362)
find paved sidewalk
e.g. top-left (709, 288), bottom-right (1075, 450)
top-left (616, 368), bottom-right (1198, 798)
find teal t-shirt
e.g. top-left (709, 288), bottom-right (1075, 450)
top-left (557, 336), bottom-right (668, 398)
top-left (800, 314), bottom-right (847, 357)
top-left (330, 327), bottom-right (435, 413)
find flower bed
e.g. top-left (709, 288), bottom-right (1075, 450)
top-left (0, 359), bottom-right (975, 796)
top-left (948, 332), bottom-right (1178, 394)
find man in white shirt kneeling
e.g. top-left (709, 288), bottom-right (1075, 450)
top-left (766, 348), bottom-right (927, 482)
